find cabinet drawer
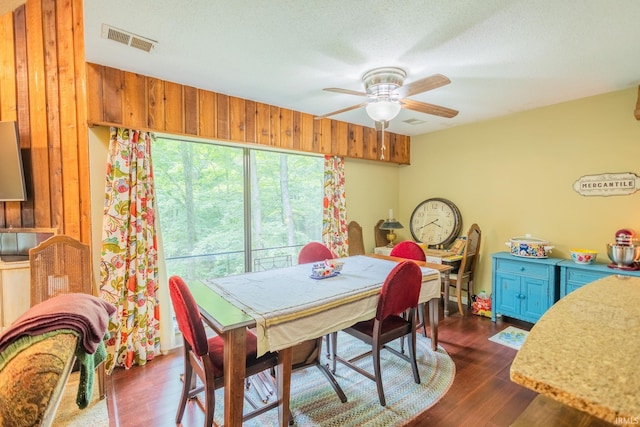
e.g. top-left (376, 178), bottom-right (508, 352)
top-left (565, 268), bottom-right (611, 286)
top-left (495, 258), bottom-right (551, 278)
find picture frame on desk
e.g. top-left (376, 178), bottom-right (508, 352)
top-left (449, 236), bottom-right (467, 255)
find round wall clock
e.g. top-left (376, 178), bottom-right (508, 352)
top-left (409, 198), bottom-right (462, 248)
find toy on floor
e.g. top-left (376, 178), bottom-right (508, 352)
top-left (471, 290), bottom-right (492, 318)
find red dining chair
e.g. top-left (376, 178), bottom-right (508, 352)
top-left (298, 241), bottom-right (335, 263)
top-left (389, 240), bottom-right (426, 262)
top-left (389, 241), bottom-right (429, 341)
top-left (168, 276), bottom-right (286, 426)
top-left (330, 260), bottom-right (422, 406)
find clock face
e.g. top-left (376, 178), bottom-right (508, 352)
top-left (410, 198), bottom-right (461, 247)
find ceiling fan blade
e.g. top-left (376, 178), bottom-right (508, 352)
top-left (397, 74), bottom-right (451, 98)
top-left (323, 87), bottom-right (368, 97)
top-left (314, 102), bottom-right (368, 120)
top-left (401, 98), bottom-right (459, 118)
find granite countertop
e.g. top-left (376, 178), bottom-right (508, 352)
top-left (510, 274), bottom-right (640, 423)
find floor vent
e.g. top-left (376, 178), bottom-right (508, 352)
top-left (101, 24), bottom-right (156, 52)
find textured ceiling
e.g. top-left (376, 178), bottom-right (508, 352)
top-left (82, 1), bottom-right (640, 136)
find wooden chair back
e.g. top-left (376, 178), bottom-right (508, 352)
top-left (457, 223), bottom-right (482, 281)
top-left (347, 221), bottom-right (365, 256)
top-left (28, 234), bottom-right (105, 399)
top-left (374, 219), bottom-right (387, 248)
top-left (29, 235), bottom-right (94, 306)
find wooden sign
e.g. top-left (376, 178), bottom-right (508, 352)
top-left (573, 172), bottom-right (640, 197)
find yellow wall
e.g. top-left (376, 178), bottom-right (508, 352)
top-left (344, 158), bottom-right (400, 251)
top-left (398, 87), bottom-right (640, 295)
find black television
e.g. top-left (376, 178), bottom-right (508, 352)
top-left (0, 121), bottom-right (27, 201)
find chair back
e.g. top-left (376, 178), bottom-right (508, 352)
top-left (298, 242), bottom-right (334, 264)
top-left (389, 240), bottom-right (426, 261)
top-left (168, 276), bottom-right (209, 357)
top-left (376, 260), bottom-right (422, 321)
top-left (458, 223), bottom-right (482, 279)
top-left (29, 235), bottom-right (94, 306)
top-left (374, 219), bottom-right (387, 248)
top-left (347, 221), bottom-right (365, 256)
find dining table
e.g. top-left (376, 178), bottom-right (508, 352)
top-left (186, 253), bottom-right (449, 427)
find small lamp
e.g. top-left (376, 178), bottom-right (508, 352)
top-left (380, 216), bottom-right (404, 247)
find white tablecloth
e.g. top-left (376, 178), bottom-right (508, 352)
top-left (204, 255), bottom-right (440, 355)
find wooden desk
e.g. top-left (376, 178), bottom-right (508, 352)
top-left (510, 275), bottom-right (640, 424)
top-left (189, 255), bottom-right (443, 427)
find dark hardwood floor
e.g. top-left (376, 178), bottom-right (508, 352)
top-left (106, 301), bottom-right (537, 426)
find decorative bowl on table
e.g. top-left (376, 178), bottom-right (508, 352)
top-left (324, 259), bottom-right (344, 273)
top-left (570, 249), bottom-right (597, 265)
top-left (310, 262), bottom-right (335, 279)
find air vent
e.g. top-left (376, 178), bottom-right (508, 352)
top-left (403, 118), bottom-right (427, 125)
top-left (101, 24), bottom-right (156, 53)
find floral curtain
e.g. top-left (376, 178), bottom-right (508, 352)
top-left (322, 155), bottom-right (348, 256)
top-left (100, 128), bottom-right (160, 373)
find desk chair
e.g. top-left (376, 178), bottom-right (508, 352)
top-left (330, 260), bottom-right (422, 406)
top-left (446, 223), bottom-right (481, 315)
top-left (168, 276), bottom-right (286, 426)
top-left (29, 234), bottom-right (106, 400)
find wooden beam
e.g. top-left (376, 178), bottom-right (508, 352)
top-left (86, 63), bottom-right (411, 164)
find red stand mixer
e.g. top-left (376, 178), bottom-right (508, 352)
top-left (606, 228), bottom-right (640, 270)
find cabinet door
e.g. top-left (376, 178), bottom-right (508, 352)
top-left (521, 276), bottom-right (549, 321)
top-left (495, 272), bottom-right (520, 315)
top-left (1, 266), bottom-right (31, 327)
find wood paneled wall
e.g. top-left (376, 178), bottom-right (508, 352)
top-left (0, 0), bottom-right (90, 242)
top-left (86, 63), bottom-right (411, 164)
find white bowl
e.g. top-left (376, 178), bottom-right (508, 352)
top-left (570, 249), bottom-right (597, 265)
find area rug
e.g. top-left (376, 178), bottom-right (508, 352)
top-left (207, 332), bottom-right (455, 426)
top-left (488, 326), bottom-right (529, 350)
top-left (52, 371), bottom-right (109, 426)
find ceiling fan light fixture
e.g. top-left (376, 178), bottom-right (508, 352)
top-left (365, 99), bottom-right (402, 122)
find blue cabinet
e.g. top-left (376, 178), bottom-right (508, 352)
top-left (558, 260), bottom-right (640, 298)
top-left (491, 252), bottom-right (561, 324)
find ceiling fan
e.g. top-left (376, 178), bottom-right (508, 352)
top-left (315, 67), bottom-right (458, 159)
top-left (316, 66), bottom-right (458, 126)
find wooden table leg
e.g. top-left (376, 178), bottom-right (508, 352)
top-left (428, 298), bottom-right (439, 351)
top-left (276, 347), bottom-right (292, 427)
top-left (442, 271), bottom-right (451, 317)
top-left (224, 328), bottom-right (246, 427)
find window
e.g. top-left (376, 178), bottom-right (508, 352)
top-left (152, 137), bottom-right (324, 281)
